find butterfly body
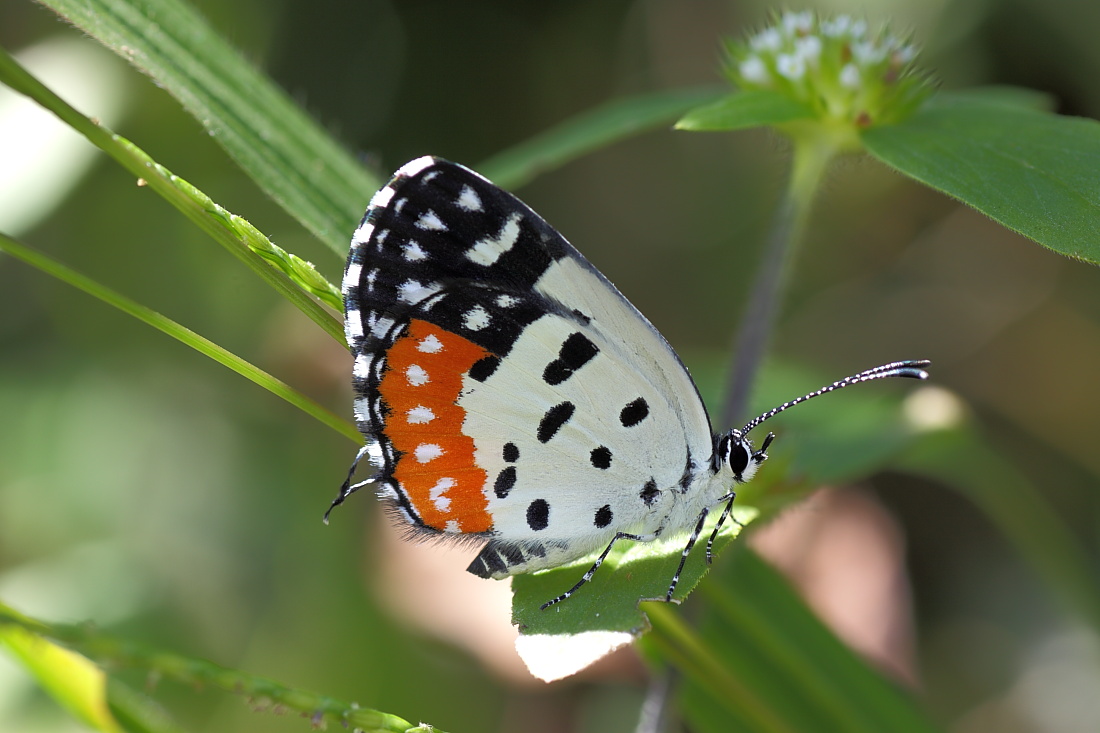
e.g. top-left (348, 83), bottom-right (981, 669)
top-left (336, 156), bottom-right (927, 606)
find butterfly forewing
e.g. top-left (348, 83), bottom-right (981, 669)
top-left (343, 157), bottom-right (716, 576)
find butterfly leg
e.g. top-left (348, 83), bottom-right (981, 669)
top-left (705, 493), bottom-right (741, 564)
top-left (540, 531), bottom-right (659, 610)
top-left (664, 506), bottom-right (712, 602)
top-left (324, 443), bottom-right (378, 524)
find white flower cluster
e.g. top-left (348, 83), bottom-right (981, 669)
top-left (728, 11), bottom-right (930, 127)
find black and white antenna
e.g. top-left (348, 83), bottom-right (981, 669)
top-left (739, 359), bottom-right (931, 437)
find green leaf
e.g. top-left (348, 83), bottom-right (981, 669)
top-left (0, 603), bottom-right (443, 733)
top-left (0, 45), bottom-right (345, 342)
top-left (0, 618), bottom-right (124, 733)
top-left (37, 0), bottom-right (379, 254)
top-left (675, 90), bottom-right (815, 132)
top-left (665, 547), bottom-right (942, 733)
top-left (897, 429), bottom-right (1100, 633)
top-left (862, 98), bottom-right (1100, 265)
top-left (0, 232), bottom-right (359, 443)
top-left (930, 86), bottom-right (1058, 112)
top-left (479, 87), bottom-right (725, 189)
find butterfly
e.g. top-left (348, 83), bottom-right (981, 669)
top-left (328, 156), bottom-right (929, 609)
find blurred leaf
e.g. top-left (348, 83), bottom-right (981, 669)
top-left (663, 546), bottom-right (942, 733)
top-left (0, 603), bottom-right (442, 733)
top-left (0, 45), bottom-right (345, 342)
top-left (479, 87), bottom-right (724, 189)
top-left (0, 232), bottom-right (359, 443)
top-left (897, 429), bottom-right (1100, 632)
top-left (0, 612), bottom-right (124, 733)
top-left (862, 98), bottom-right (1100, 265)
top-left (105, 680), bottom-right (188, 733)
top-left (675, 90), bottom-right (814, 132)
top-left (37, 0), bottom-right (380, 255)
top-left (931, 86), bottom-right (1058, 112)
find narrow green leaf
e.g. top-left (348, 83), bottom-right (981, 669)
top-left (0, 45), bottom-right (345, 343)
top-left (0, 623), bottom-right (124, 733)
top-left (675, 90), bottom-right (814, 132)
top-left (897, 429), bottom-right (1100, 632)
top-left (862, 99), bottom-right (1100, 264)
top-left (105, 679), bottom-right (188, 733)
top-left (0, 603), bottom-right (439, 733)
top-left (0, 232), bottom-right (359, 444)
top-left (930, 86), bottom-right (1058, 112)
top-left (477, 87), bottom-right (724, 189)
top-left (37, 0), bottom-right (379, 254)
top-left (671, 547), bottom-right (942, 733)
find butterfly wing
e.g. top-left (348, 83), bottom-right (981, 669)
top-left (343, 157), bottom-right (716, 577)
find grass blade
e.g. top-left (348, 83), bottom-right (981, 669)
top-left (0, 232), bottom-right (359, 443)
top-left (36, 0), bottom-right (379, 254)
top-left (478, 87), bottom-right (725, 189)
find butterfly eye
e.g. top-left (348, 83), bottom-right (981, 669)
top-left (720, 431), bottom-right (753, 478)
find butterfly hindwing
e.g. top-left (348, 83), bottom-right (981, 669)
top-left (342, 157), bottom-right (716, 577)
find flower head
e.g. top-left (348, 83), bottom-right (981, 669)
top-left (727, 11), bottom-right (933, 132)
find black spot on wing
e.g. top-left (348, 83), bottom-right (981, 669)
top-left (527, 499), bottom-right (550, 531)
top-left (468, 355), bottom-right (500, 382)
top-left (640, 479), bottom-right (660, 507)
top-left (537, 401), bottom-right (575, 443)
top-left (502, 442), bottom-right (519, 462)
top-left (590, 446), bottom-right (612, 470)
top-left (594, 505), bottom-right (613, 528)
top-left (542, 332), bottom-right (599, 386)
top-left (494, 467), bottom-right (517, 498)
top-left (620, 397), bottom-right (650, 427)
top-left (679, 450), bottom-right (695, 491)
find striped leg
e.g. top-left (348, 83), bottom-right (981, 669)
top-left (663, 507), bottom-right (712, 602)
top-left (705, 493), bottom-right (739, 564)
top-left (541, 531), bottom-right (658, 610)
top-left (325, 443), bottom-right (377, 523)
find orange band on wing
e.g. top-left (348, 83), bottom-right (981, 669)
top-left (377, 318), bottom-right (493, 533)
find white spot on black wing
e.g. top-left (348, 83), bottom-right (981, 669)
top-left (456, 184), bottom-right (482, 212)
top-left (463, 305), bottom-right (491, 331)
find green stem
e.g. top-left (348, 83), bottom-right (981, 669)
top-left (0, 45), bottom-right (345, 343)
top-left (0, 232), bottom-right (360, 444)
top-left (0, 605), bottom-right (431, 733)
top-left (719, 135), bottom-right (835, 429)
top-left (645, 603), bottom-right (798, 733)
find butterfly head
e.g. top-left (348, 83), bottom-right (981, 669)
top-left (715, 359), bottom-right (931, 484)
top-left (717, 430), bottom-right (775, 483)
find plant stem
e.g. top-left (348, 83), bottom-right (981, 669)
top-left (0, 232), bottom-right (360, 444)
top-left (719, 135), bottom-right (836, 429)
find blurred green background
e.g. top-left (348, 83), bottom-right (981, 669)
top-left (1, 0), bottom-right (1098, 731)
